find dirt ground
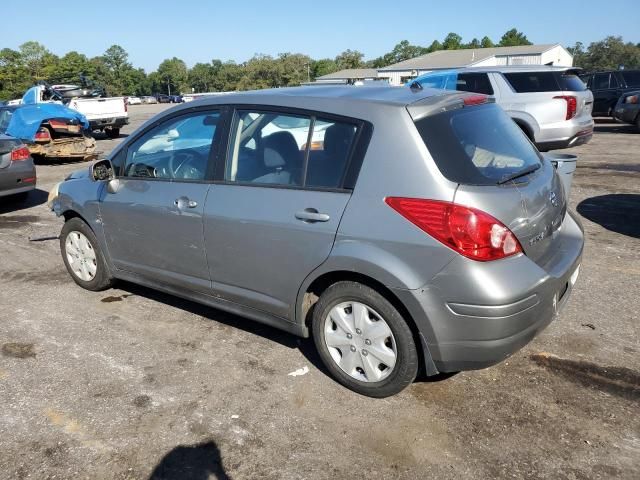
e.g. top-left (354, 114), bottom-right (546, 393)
top-left (1, 104), bottom-right (638, 480)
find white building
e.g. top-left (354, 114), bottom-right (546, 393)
top-left (378, 44), bottom-right (573, 86)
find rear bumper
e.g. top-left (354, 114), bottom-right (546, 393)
top-left (537, 129), bottom-right (593, 151)
top-left (613, 105), bottom-right (639, 125)
top-left (27, 136), bottom-right (97, 159)
top-left (392, 211), bottom-right (584, 373)
top-left (0, 163), bottom-right (37, 196)
top-left (89, 116), bottom-right (129, 130)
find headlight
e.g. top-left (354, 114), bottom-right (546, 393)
top-left (47, 181), bottom-right (62, 210)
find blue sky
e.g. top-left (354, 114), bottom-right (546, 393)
top-left (1, 0), bottom-right (637, 72)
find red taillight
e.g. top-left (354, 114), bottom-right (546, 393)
top-left (385, 198), bottom-right (523, 261)
top-left (10, 146), bottom-right (30, 161)
top-left (625, 95), bottom-right (638, 104)
top-left (554, 95), bottom-right (577, 120)
top-left (34, 127), bottom-right (51, 142)
top-left (48, 119), bottom-right (67, 129)
top-left (463, 94), bottom-right (488, 106)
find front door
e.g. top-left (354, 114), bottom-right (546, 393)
top-left (204, 109), bottom-right (362, 319)
top-left (100, 109), bottom-right (222, 293)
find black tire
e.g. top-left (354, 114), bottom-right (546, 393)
top-left (312, 281), bottom-right (419, 398)
top-left (60, 218), bottom-right (113, 291)
top-left (105, 128), bottom-right (120, 139)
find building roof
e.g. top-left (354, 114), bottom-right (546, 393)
top-left (316, 68), bottom-right (379, 80)
top-left (379, 44), bottom-right (562, 71)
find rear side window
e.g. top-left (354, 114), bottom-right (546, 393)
top-left (226, 110), bottom-right (358, 189)
top-left (593, 73), bottom-right (611, 90)
top-left (504, 72), bottom-right (560, 92)
top-left (414, 103), bottom-right (541, 185)
top-left (457, 73), bottom-right (494, 95)
top-left (558, 74), bottom-right (587, 92)
top-left (621, 71), bottom-right (640, 87)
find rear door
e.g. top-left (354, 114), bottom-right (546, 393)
top-left (591, 73), bottom-right (619, 116)
top-left (100, 109), bottom-right (223, 293)
top-left (203, 108), bottom-right (364, 319)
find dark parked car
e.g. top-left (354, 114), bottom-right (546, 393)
top-left (48, 86), bottom-right (583, 397)
top-left (156, 94), bottom-right (171, 103)
top-left (580, 70), bottom-right (640, 117)
top-left (613, 90), bottom-right (640, 131)
top-left (0, 133), bottom-right (36, 201)
top-left (169, 95), bottom-right (183, 103)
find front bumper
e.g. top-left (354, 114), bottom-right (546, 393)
top-left (613, 104), bottom-right (639, 125)
top-left (392, 211), bottom-right (584, 373)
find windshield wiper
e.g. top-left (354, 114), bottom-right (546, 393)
top-left (497, 163), bottom-right (541, 185)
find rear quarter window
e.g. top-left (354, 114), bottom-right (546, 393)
top-left (414, 103), bottom-right (542, 185)
top-left (621, 71), bottom-right (640, 87)
top-left (457, 73), bottom-right (494, 95)
top-left (558, 74), bottom-right (587, 92)
top-left (503, 72), bottom-right (560, 92)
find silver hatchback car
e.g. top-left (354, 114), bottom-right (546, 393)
top-left (49, 86), bottom-right (583, 397)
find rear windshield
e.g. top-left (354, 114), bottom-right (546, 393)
top-left (621, 71), bottom-right (640, 87)
top-left (414, 103), bottom-right (541, 185)
top-left (504, 71), bottom-right (586, 92)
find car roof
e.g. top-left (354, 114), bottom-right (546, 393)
top-left (182, 85), bottom-right (457, 110)
top-left (451, 65), bottom-right (582, 74)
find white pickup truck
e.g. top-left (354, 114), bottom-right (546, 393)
top-left (22, 85), bottom-right (129, 139)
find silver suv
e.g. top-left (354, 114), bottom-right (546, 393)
top-left (412, 66), bottom-right (594, 151)
top-left (49, 86), bottom-right (584, 397)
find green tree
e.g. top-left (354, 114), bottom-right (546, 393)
top-left (50, 51), bottom-right (94, 84)
top-left (498, 28), bottom-right (532, 47)
top-left (189, 62), bottom-right (216, 92)
top-left (577, 36), bottom-right (640, 70)
top-left (335, 49), bottom-right (364, 70)
top-left (442, 33), bottom-right (463, 50)
top-left (466, 38), bottom-right (481, 49)
top-left (311, 58), bottom-right (338, 78)
top-left (0, 48), bottom-right (28, 99)
top-left (157, 57), bottom-right (188, 94)
top-left (481, 36), bottom-right (495, 48)
top-left (19, 41), bottom-right (53, 80)
top-left (427, 40), bottom-right (443, 53)
top-left (101, 45), bottom-right (135, 95)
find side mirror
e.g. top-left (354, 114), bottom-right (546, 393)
top-left (90, 159), bottom-right (115, 182)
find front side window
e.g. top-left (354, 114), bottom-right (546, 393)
top-left (226, 110), bottom-right (357, 189)
top-left (123, 111), bottom-right (220, 181)
top-left (593, 73), bottom-right (611, 90)
top-left (621, 71), bottom-right (640, 87)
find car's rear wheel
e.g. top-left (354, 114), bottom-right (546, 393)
top-left (105, 128), bottom-right (120, 139)
top-left (312, 281), bottom-right (419, 397)
top-left (60, 218), bottom-right (113, 291)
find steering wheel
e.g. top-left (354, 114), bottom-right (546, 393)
top-left (169, 148), bottom-right (206, 179)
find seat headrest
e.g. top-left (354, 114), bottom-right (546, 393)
top-left (324, 123), bottom-right (356, 157)
top-left (262, 131), bottom-right (300, 168)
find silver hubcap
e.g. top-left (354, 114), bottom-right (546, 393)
top-left (323, 301), bottom-right (397, 383)
top-left (65, 231), bottom-right (97, 282)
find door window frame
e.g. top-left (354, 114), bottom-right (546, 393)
top-left (109, 105), bottom-right (231, 184)
top-left (213, 104), bottom-right (372, 193)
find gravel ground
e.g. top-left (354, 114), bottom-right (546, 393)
top-left (0, 104), bottom-right (638, 480)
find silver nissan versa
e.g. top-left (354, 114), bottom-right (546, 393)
top-left (49, 86), bottom-right (584, 397)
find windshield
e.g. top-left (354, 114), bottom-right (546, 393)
top-left (414, 103), bottom-right (542, 185)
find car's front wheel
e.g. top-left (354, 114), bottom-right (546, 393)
top-left (312, 281), bottom-right (419, 397)
top-left (60, 218), bottom-right (113, 291)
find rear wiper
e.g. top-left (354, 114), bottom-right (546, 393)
top-left (497, 163), bottom-right (541, 185)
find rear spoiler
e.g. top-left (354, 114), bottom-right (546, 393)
top-left (407, 91), bottom-right (495, 122)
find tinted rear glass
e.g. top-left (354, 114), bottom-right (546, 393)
top-left (457, 73), bottom-right (494, 95)
top-left (558, 74), bottom-right (587, 91)
top-left (621, 71), bottom-right (640, 87)
top-left (414, 103), bottom-right (541, 185)
top-left (504, 72), bottom-right (559, 92)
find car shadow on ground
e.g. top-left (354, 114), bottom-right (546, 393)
top-left (119, 281), bottom-right (329, 376)
top-left (0, 188), bottom-right (48, 214)
top-left (91, 131), bottom-right (129, 140)
top-left (592, 118), bottom-right (638, 134)
top-left (148, 440), bottom-right (229, 480)
top-left (33, 156), bottom-right (94, 166)
top-left (119, 280), bottom-right (457, 385)
top-left (577, 194), bottom-right (640, 239)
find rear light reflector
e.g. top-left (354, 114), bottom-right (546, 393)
top-left (463, 94), bottom-right (489, 106)
top-left (554, 95), bottom-right (577, 120)
top-left (10, 146), bottom-right (30, 161)
top-left (385, 198), bottom-right (523, 261)
top-left (48, 119), bottom-right (67, 129)
top-left (34, 127), bottom-right (51, 142)
top-left (21, 177), bottom-right (36, 183)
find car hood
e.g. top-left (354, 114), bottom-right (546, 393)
top-left (65, 167), bottom-right (90, 181)
top-left (5, 103), bottom-right (90, 142)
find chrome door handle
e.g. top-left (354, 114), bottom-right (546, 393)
top-left (174, 197), bottom-right (198, 209)
top-left (295, 209), bottom-right (330, 223)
